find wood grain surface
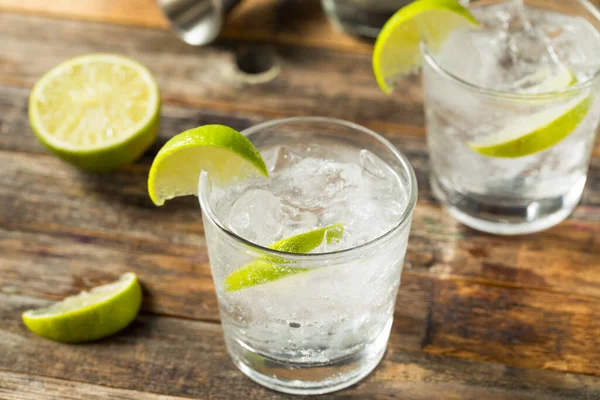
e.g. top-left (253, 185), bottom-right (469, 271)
top-left (1, 0), bottom-right (600, 399)
top-left (0, 0), bottom-right (371, 52)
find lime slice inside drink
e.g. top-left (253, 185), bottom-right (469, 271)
top-left (147, 125), bottom-right (268, 206)
top-left (29, 54), bottom-right (160, 172)
top-left (22, 273), bottom-right (142, 343)
top-left (469, 94), bottom-right (592, 158)
top-left (516, 66), bottom-right (577, 93)
top-left (224, 223), bottom-right (344, 292)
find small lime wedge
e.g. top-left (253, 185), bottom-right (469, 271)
top-left (22, 273), bottom-right (142, 343)
top-left (224, 223), bottom-right (344, 292)
top-left (373, 0), bottom-right (478, 94)
top-left (470, 94), bottom-right (592, 158)
top-left (29, 54), bottom-right (160, 172)
top-left (148, 125), bottom-right (268, 206)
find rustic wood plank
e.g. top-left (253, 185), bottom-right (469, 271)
top-left (0, 371), bottom-right (193, 400)
top-left (2, 294), bottom-right (600, 400)
top-left (0, 0), bottom-right (371, 53)
top-left (1, 70), bottom-right (600, 376)
top-left (3, 220), bottom-right (600, 376)
top-left (0, 82), bottom-right (597, 205)
top-left (0, 12), bottom-right (422, 129)
top-left (422, 280), bottom-right (600, 376)
top-left (3, 0), bottom-right (600, 55)
top-left (0, 226), bottom-right (219, 321)
top-left (0, 0), bottom-right (168, 28)
top-left (0, 12), bottom-right (597, 155)
top-left (1, 72), bottom-right (599, 307)
top-left (1, 145), bottom-right (599, 300)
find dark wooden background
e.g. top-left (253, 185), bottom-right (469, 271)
top-left (0, 0), bottom-right (599, 398)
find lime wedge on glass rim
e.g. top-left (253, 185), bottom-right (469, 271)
top-left (370, 0), bottom-right (591, 159)
top-left (148, 126), bottom-right (344, 291)
top-left (148, 124), bottom-right (268, 206)
top-left (224, 223), bottom-right (345, 292)
top-left (22, 273), bottom-right (142, 343)
top-left (372, 0), bottom-right (478, 94)
top-left (29, 54), bottom-right (160, 172)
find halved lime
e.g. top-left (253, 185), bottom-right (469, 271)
top-left (373, 0), bottom-right (478, 94)
top-left (22, 273), bottom-right (142, 343)
top-left (224, 223), bottom-right (344, 292)
top-left (29, 54), bottom-right (160, 172)
top-left (148, 125), bottom-right (268, 206)
top-left (470, 94), bottom-right (592, 158)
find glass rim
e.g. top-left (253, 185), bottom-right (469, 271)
top-left (421, 0), bottom-right (600, 100)
top-left (198, 116), bottom-right (418, 262)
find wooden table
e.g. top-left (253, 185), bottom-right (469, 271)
top-left (1, 0), bottom-right (599, 398)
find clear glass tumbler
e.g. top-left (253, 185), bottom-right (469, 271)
top-left (322, 0), bottom-right (413, 38)
top-left (422, 0), bottom-right (600, 235)
top-left (198, 118), bottom-right (417, 394)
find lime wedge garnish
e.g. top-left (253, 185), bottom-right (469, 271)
top-left (224, 223), bottom-right (344, 292)
top-left (148, 125), bottom-right (268, 206)
top-left (373, 0), bottom-right (478, 94)
top-left (22, 273), bottom-right (142, 343)
top-left (29, 54), bottom-right (160, 172)
top-left (470, 94), bottom-right (592, 158)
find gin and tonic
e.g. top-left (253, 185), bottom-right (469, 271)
top-left (424, 0), bottom-right (600, 234)
top-left (198, 118), bottom-right (417, 394)
top-left (373, 0), bottom-right (600, 234)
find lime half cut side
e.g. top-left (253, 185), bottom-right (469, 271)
top-left (148, 125), bottom-right (268, 206)
top-left (22, 273), bottom-right (142, 343)
top-left (373, 0), bottom-right (478, 94)
top-left (470, 94), bottom-right (592, 158)
top-left (224, 223), bottom-right (344, 292)
top-left (29, 54), bottom-right (160, 172)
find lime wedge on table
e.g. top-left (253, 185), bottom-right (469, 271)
top-left (225, 223), bottom-right (344, 292)
top-left (470, 94), bottom-right (592, 158)
top-left (373, 0), bottom-right (478, 94)
top-left (29, 54), bottom-right (160, 172)
top-left (148, 125), bottom-right (268, 206)
top-left (22, 273), bottom-right (142, 343)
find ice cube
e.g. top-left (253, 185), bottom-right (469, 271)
top-left (360, 149), bottom-right (389, 180)
top-left (441, 2), bottom-right (566, 91)
top-left (226, 189), bottom-right (282, 245)
top-left (280, 201), bottom-right (319, 237)
top-left (436, 29), bottom-right (486, 85)
top-left (548, 16), bottom-right (600, 80)
top-left (273, 158), bottom-right (363, 210)
top-left (263, 145), bottom-right (301, 173)
top-left (343, 197), bottom-right (387, 246)
top-left (360, 149), bottom-right (406, 203)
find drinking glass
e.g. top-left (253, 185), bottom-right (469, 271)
top-left (322, 0), bottom-right (413, 38)
top-left (198, 117), bottom-right (417, 394)
top-left (422, 0), bottom-right (600, 234)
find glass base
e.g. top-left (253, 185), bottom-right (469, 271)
top-left (225, 319), bottom-right (391, 395)
top-left (430, 173), bottom-right (585, 235)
